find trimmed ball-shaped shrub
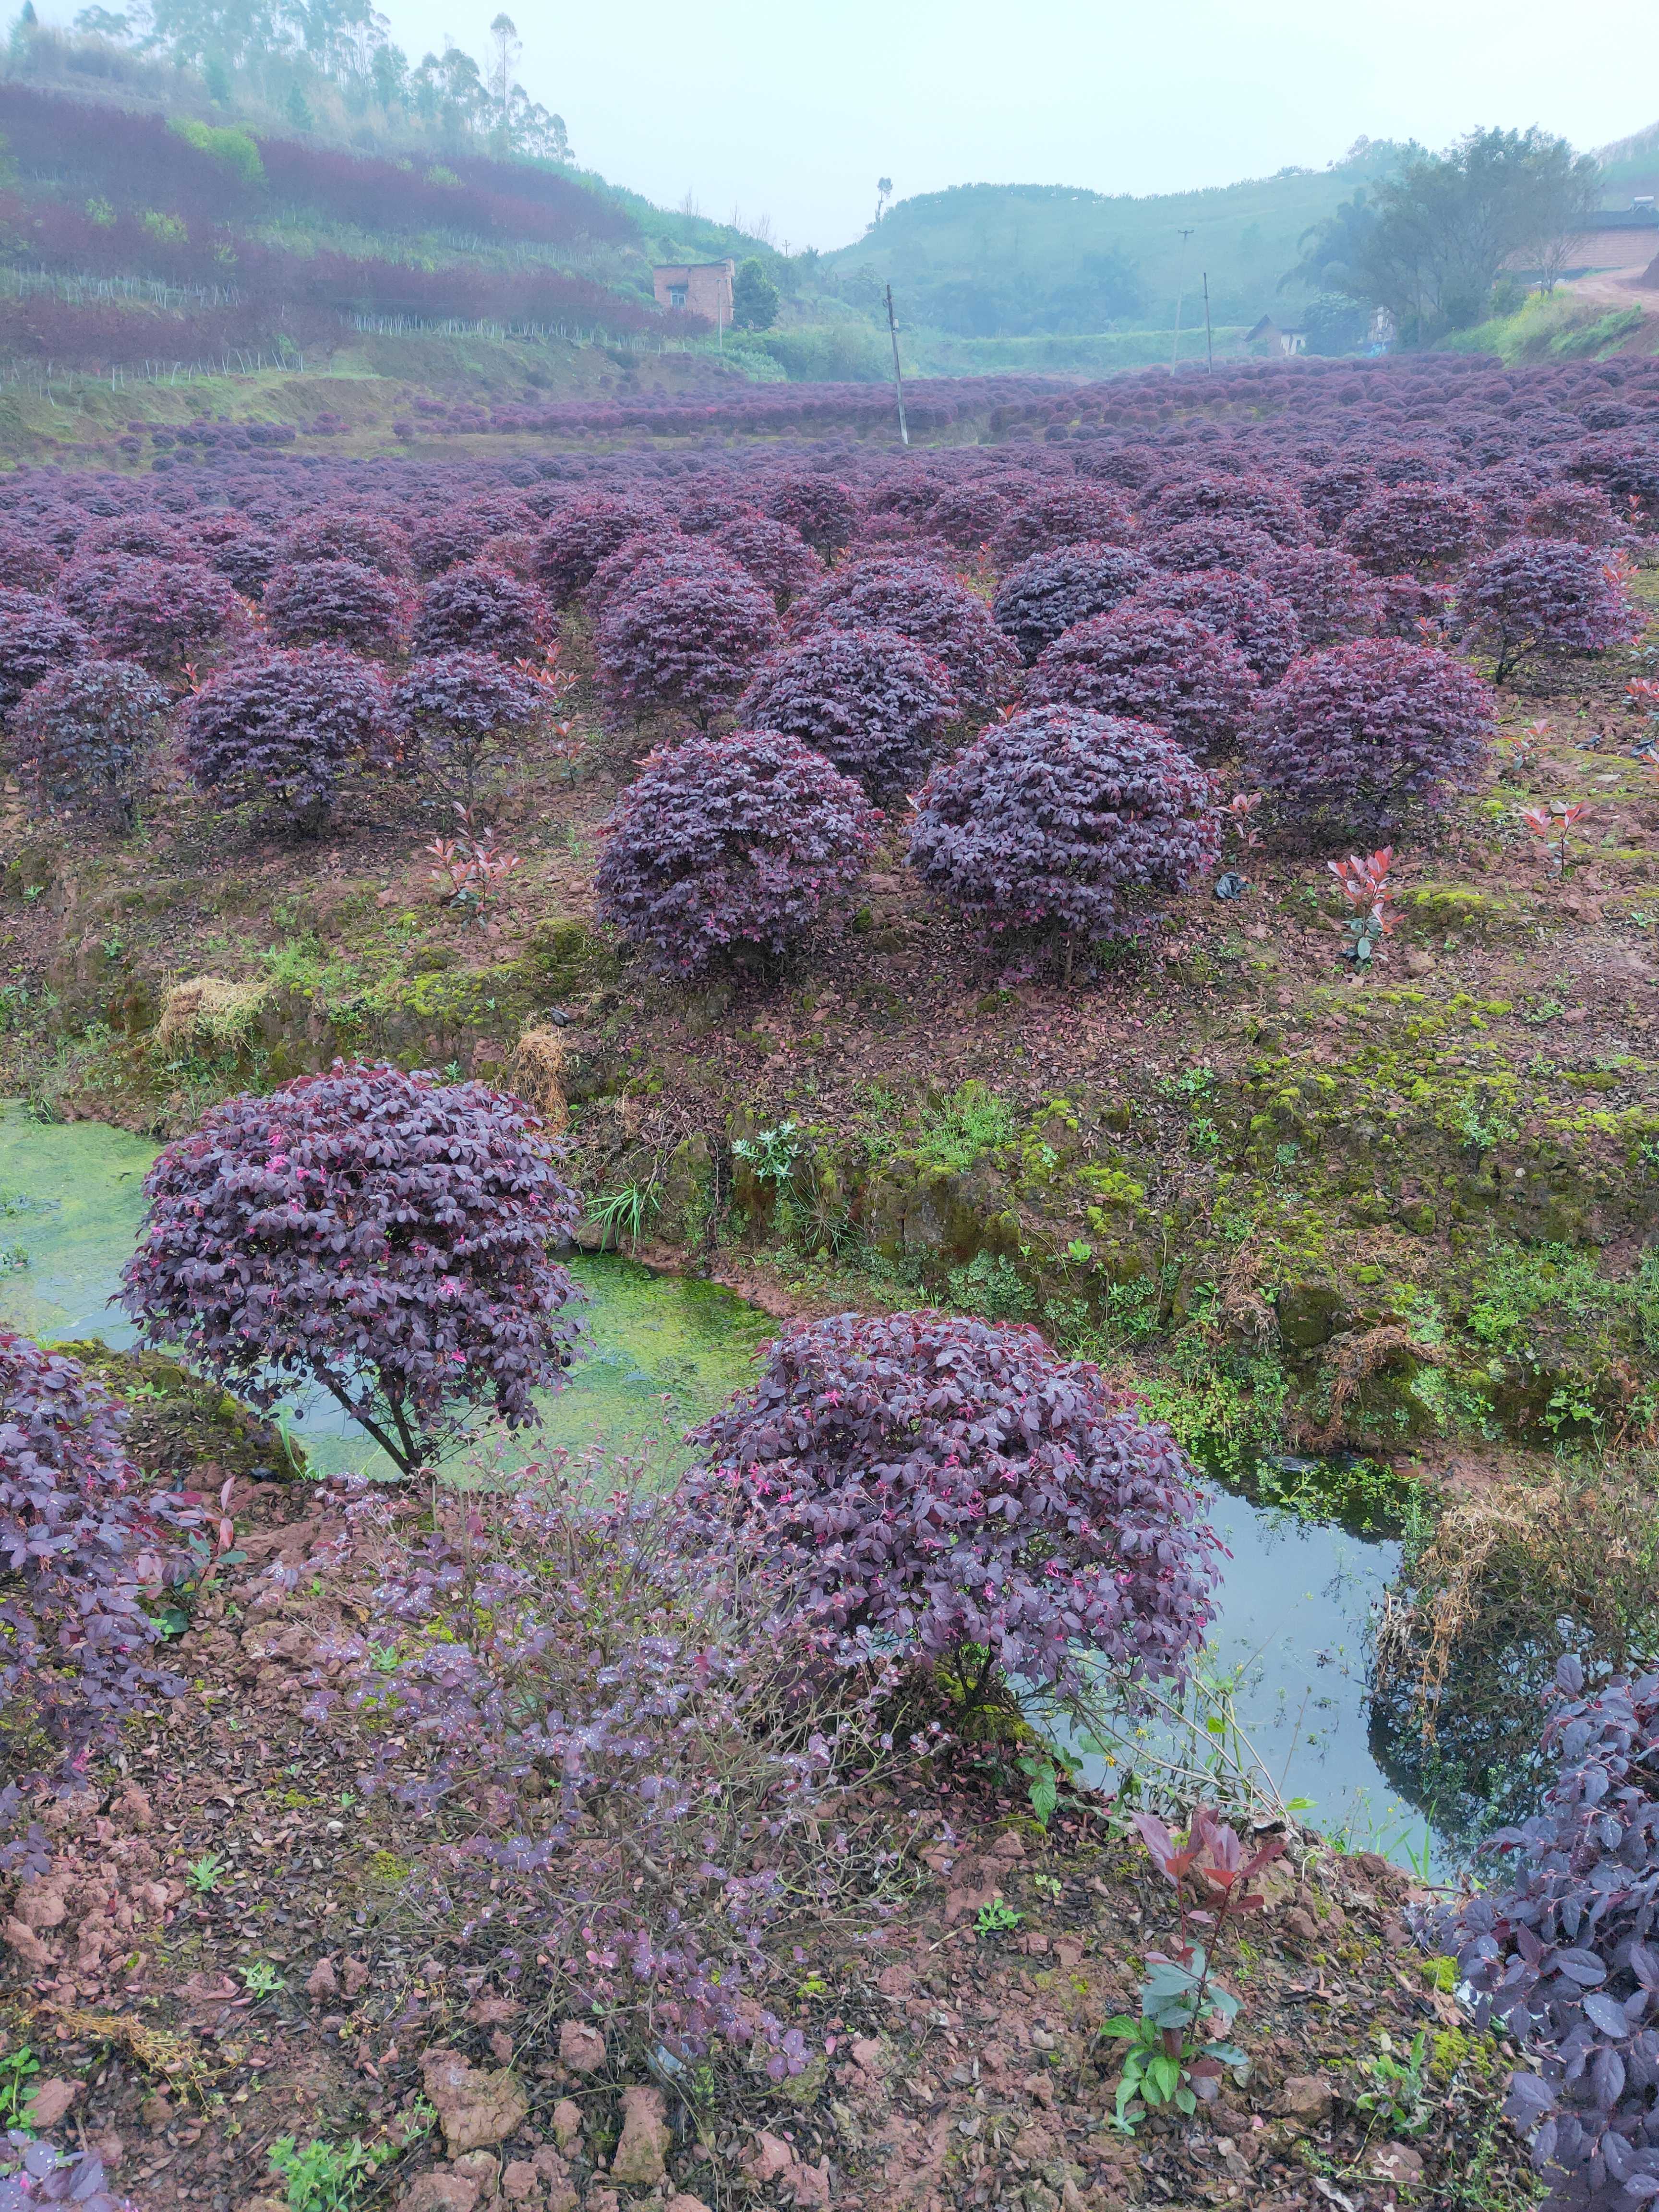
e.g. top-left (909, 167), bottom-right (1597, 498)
top-left (186, 514), bottom-right (283, 598)
top-left (392, 651), bottom-right (547, 805)
top-left (595, 567), bottom-right (781, 731)
top-left (737, 625), bottom-right (957, 791)
top-left (1258, 546), bottom-right (1386, 647)
top-left (78, 554), bottom-right (247, 678)
top-left (1145, 470), bottom-right (1310, 545)
top-left (119, 1063), bottom-right (584, 1480)
top-left (410, 498), bottom-right (533, 578)
top-left (181, 647), bottom-right (394, 830)
top-left (1146, 517), bottom-right (1280, 576)
top-left (1300, 460), bottom-right (1379, 539)
top-left (12, 657), bottom-right (168, 827)
top-left (928, 479), bottom-right (1013, 551)
top-left (763, 472), bottom-right (857, 557)
top-left (79, 512), bottom-right (196, 561)
top-left (0, 589), bottom-right (90, 709)
top-left (1025, 606), bottom-right (1259, 756)
top-left (595, 728), bottom-right (879, 974)
top-left (282, 508), bottom-right (413, 579)
top-left (1244, 638), bottom-right (1494, 837)
top-left (712, 515), bottom-right (826, 611)
top-left (586, 530), bottom-right (734, 615)
top-left (791, 556), bottom-right (1019, 704)
top-left (1521, 482), bottom-right (1624, 547)
top-left (263, 558), bottom-right (411, 655)
top-left (1126, 566), bottom-right (1303, 683)
top-left (907, 705), bottom-right (1220, 945)
top-left (988, 481), bottom-right (1133, 566)
top-left (0, 527), bottom-right (64, 593)
top-left (1456, 535), bottom-right (1640, 681)
top-left (412, 563), bottom-right (550, 661)
top-left (0, 1332), bottom-right (192, 1762)
top-left (531, 492), bottom-right (671, 605)
top-left (990, 542), bottom-right (1152, 663)
top-left (682, 1308), bottom-right (1218, 1695)
top-left (1342, 481), bottom-right (1482, 576)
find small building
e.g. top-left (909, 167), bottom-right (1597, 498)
top-left (652, 260), bottom-right (734, 324)
top-left (1246, 314), bottom-right (1306, 357)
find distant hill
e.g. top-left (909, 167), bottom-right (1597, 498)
top-left (1593, 120), bottom-right (1659, 198)
top-left (815, 146), bottom-right (1404, 340)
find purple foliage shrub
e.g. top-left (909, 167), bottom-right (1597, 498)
top-left (12, 658), bottom-right (168, 827)
top-left (0, 2138), bottom-right (133, 2210)
top-left (409, 498), bottom-right (533, 578)
top-left (0, 1332), bottom-right (196, 1764)
top-left (119, 1064), bottom-right (584, 1479)
top-left (77, 555), bottom-right (247, 678)
top-left (1457, 537), bottom-right (1640, 680)
top-left (737, 625), bottom-right (957, 791)
top-left (1244, 637), bottom-right (1494, 837)
top-left (412, 563), bottom-right (550, 661)
top-left (1451, 1657), bottom-right (1659, 2210)
top-left (0, 529), bottom-right (62, 594)
top-left (1125, 567), bottom-right (1303, 683)
top-left (682, 1309), bottom-right (1219, 1695)
top-left (185, 515), bottom-right (283, 597)
top-left (763, 473), bottom-right (857, 557)
top-left (181, 647), bottom-right (393, 830)
top-left (1258, 546), bottom-right (1386, 648)
top-left (531, 493), bottom-right (671, 606)
top-left (1025, 606), bottom-right (1259, 755)
top-left (282, 508), bottom-right (414, 578)
top-left (595, 567), bottom-right (781, 730)
top-left (1523, 484), bottom-right (1627, 548)
top-left (0, 591), bottom-right (89, 710)
top-left (262, 558), bottom-right (411, 655)
top-left (791, 556), bottom-right (1018, 703)
top-left (595, 729), bottom-right (878, 974)
top-left (393, 651), bottom-right (546, 805)
top-left (1147, 518), bottom-right (1280, 575)
top-left (78, 513), bottom-right (195, 561)
top-left (907, 704), bottom-right (1220, 945)
top-left (988, 482), bottom-right (1133, 565)
top-left (1342, 481), bottom-right (1483, 575)
top-left (990, 543), bottom-right (1152, 663)
top-left (927, 480), bottom-right (1013, 551)
top-left (585, 531), bottom-right (734, 616)
top-left (711, 515), bottom-right (826, 610)
top-left (1144, 470), bottom-right (1310, 545)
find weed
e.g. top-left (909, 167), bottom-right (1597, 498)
top-left (186, 1852), bottom-right (224, 1892)
top-left (946, 1250), bottom-right (1032, 1320)
top-left (586, 1179), bottom-right (660, 1253)
top-left (732, 1120), bottom-right (802, 1185)
top-left (913, 1081), bottom-right (1013, 1173)
top-left (0, 2045), bottom-right (40, 2131)
top-left (266, 2134), bottom-right (395, 2212)
top-left (975, 1901), bottom-right (1022, 1936)
top-left (241, 1960), bottom-right (285, 1996)
top-left (1354, 2027), bottom-right (1432, 2137)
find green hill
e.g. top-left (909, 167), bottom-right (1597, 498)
top-left (815, 146), bottom-right (1404, 342)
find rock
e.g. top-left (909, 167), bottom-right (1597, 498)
top-left (748, 2132), bottom-right (796, 2185)
top-left (1278, 2075), bottom-right (1333, 2125)
top-left (25, 2079), bottom-right (80, 2129)
top-left (550, 2100), bottom-right (583, 2154)
top-left (610, 2085), bottom-right (670, 2187)
top-left (2, 1916), bottom-right (51, 1967)
top-left (584, 2191), bottom-right (619, 2212)
top-left (788, 2160), bottom-right (832, 2209)
top-left (1280, 1907), bottom-right (1319, 1945)
top-left (503, 2163), bottom-right (540, 2204)
top-left (91, 2132), bottom-right (124, 2173)
top-left (241, 2198), bottom-right (290, 2212)
top-left (12, 1879), bottom-right (68, 1931)
top-left (1403, 950), bottom-right (1434, 977)
top-left (342, 1955), bottom-right (371, 1996)
top-left (532, 2148), bottom-right (577, 2212)
top-left (471, 1996), bottom-right (525, 2028)
top-left (850, 2037), bottom-right (885, 2074)
top-left (875, 1962), bottom-right (914, 1997)
top-left (1371, 2141), bottom-right (1425, 2187)
top-left (421, 2049), bottom-right (530, 2155)
top-left (305, 1957), bottom-right (339, 1999)
top-left (397, 2177), bottom-right (481, 2212)
top-left (558, 2019), bottom-right (607, 2075)
top-left (667, 2197), bottom-right (713, 2212)
top-left (490, 2030), bottom-right (514, 2065)
top-left (117, 1782), bottom-right (154, 1828)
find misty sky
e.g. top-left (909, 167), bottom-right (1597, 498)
top-left (59, 0), bottom-right (1659, 248)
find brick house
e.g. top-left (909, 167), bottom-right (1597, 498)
top-left (652, 260), bottom-right (734, 323)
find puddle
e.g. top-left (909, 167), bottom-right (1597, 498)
top-left (0, 1103), bottom-right (1527, 1870)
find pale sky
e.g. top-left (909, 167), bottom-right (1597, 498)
top-left (413, 0), bottom-right (1659, 250)
top-left (63, 0), bottom-right (1659, 249)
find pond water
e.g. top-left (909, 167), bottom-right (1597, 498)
top-left (0, 1102), bottom-right (1494, 1874)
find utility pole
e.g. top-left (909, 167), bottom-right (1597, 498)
top-left (1202, 269), bottom-right (1214, 371)
top-left (1171, 226), bottom-right (1194, 372)
top-left (885, 283), bottom-right (909, 447)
